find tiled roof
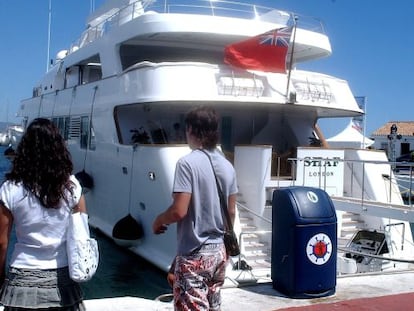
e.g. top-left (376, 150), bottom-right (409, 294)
top-left (371, 121), bottom-right (414, 136)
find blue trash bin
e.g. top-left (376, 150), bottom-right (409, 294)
top-left (271, 186), bottom-right (337, 298)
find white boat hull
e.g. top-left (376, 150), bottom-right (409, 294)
top-left (16, 0), bottom-right (414, 278)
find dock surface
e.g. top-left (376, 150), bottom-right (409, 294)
top-left (77, 269), bottom-right (414, 310)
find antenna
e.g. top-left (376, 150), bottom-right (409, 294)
top-left (6, 99), bottom-right (9, 124)
top-left (46, 0), bottom-right (52, 72)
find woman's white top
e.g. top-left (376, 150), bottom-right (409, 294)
top-left (0, 175), bottom-right (82, 269)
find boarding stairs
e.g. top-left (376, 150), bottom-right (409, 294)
top-left (235, 194), bottom-right (272, 271)
top-left (338, 212), bottom-right (365, 248)
top-left (232, 146), bottom-right (414, 275)
top-left (235, 190), bottom-right (370, 272)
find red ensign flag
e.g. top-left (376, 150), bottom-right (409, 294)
top-left (224, 26), bottom-right (292, 73)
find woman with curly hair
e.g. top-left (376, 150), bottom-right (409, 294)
top-left (0, 118), bottom-right (86, 310)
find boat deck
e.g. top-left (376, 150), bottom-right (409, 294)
top-left (32, 269), bottom-right (413, 311)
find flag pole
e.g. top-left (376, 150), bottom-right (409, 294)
top-left (362, 96), bottom-right (367, 149)
top-left (286, 15), bottom-right (298, 102)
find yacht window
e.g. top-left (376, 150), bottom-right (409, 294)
top-left (119, 45), bottom-right (224, 70)
top-left (89, 123), bottom-right (96, 150)
top-left (64, 54), bottom-right (102, 88)
top-left (80, 64), bottom-right (102, 84)
top-left (114, 104), bottom-right (184, 145)
top-left (80, 116), bottom-right (89, 149)
top-left (65, 66), bottom-right (80, 88)
top-left (64, 117), bottom-right (70, 140)
top-left (79, 116), bottom-right (96, 150)
top-left (52, 116), bottom-right (70, 140)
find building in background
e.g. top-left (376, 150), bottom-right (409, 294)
top-left (371, 121), bottom-right (414, 161)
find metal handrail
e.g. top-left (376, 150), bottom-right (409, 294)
top-left (385, 222), bottom-right (405, 251)
top-left (288, 157), bottom-right (414, 206)
top-left (236, 201), bottom-right (271, 224)
top-left (235, 201), bottom-right (271, 269)
top-left (338, 247), bottom-right (414, 264)
top-left (67, 0), bottom-right (326, 56)
top-left (237, 230), bottom-right (272, 268)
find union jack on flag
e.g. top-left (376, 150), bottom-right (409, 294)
top-left (259, 27), bottom-right (292, 47)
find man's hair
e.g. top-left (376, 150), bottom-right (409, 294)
top-left (185, 106), bottom-right (219, 150)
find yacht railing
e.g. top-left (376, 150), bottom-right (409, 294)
top-left (68, 0), bottom-right (326, 55)
top-left (288, 157), bottom-right (414, 207)
top-left (160, 0), bottom-right (282, 19)
top-left (154, 0), bottom-right (325, 33)
top-left (393, 163), bottom-right (414, 206)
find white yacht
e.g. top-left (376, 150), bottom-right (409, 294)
top-left (16, 0), bottom-right (414, 286)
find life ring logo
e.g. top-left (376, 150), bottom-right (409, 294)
top-left (306, 191), bottom-right (319, 203)
top-left (306, 233), bottom-right (332, 265)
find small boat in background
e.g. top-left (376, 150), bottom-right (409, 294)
top-left (0, 124), bottom-right (23, 147)
top-left (0, 131), bottom-right (9, 146)
top-left (7, 125), bottom-right (23, 146)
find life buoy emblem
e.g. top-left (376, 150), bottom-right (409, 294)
top-left (306, 191), bottom-right (319, 203)
top-left (306, 233), bottom-right (332, 265)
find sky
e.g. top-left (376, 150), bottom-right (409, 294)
top-left (0, 0), bottom-right (413, 139)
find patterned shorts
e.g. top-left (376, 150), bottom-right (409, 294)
top-left (174, 243), bottom-right (226, 311)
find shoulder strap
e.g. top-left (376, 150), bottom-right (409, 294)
top-left (198, 149), bottom-right (234, 231)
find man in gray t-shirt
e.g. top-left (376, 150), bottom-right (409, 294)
top-left (153, 106), bottom-right (237, 310)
